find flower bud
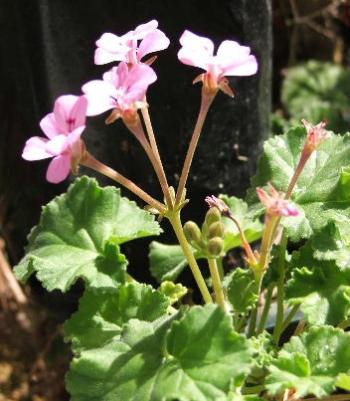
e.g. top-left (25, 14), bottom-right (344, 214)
top-left (207, 237), bottom-right (224, 257)
top-left (205, 207), bottom-right (221, 226)
top-left (208, 221), bottom-right (225, 239)
top-left (183, 221), bottom-right (202, 244)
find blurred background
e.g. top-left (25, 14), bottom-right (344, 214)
top-left (0, 1), bottom-right (349, 400)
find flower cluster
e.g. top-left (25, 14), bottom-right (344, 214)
top-left (22, 20), bottom-right (258, 183)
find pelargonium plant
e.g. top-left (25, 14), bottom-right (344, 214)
top-left (17, 20), bottom-right (350, 401)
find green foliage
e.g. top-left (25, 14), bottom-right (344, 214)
top-left (282, 60), bottom-right (350, 133)
top-left (249, 127), bottom-right (350, 242)
top-left (149, 241), bottom-right (190, 282)
top-left (149, 196), bottom-right (262, 283)
top-left (15, 176), bottom-right (161, 291)
top-left (225, 268), bottom-right (258, 314)
top-left (287, 242), bottom-right (350, 325)
top-left (65, 282), bottom-right (170, 351)
top-left (311, 217), bottom-right (350, 270)
top-left (219, 195), bottom-right (262, 251)
top-left (336, 373), bottom-right (350, 391)
top-left (159, 281), bottom-right (187, 304)
top-left (67, 305), bottom-right (254, 401)
top-left (267, 326), bottom-right (350, 398)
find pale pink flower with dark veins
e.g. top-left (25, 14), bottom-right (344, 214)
top-left (94, 20), bottom-right (170, 65)
top-left (302, 119), bottom-right (331, 152)
top-left (178, 30), bottom-right (258, 95)
top-left (22, 95), bottom-right (87, 183)
top-left (82, 62), bottom-right (157, 120)
top-left (256, 183), bottom-right (300, 217)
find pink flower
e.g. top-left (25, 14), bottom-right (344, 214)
top-left (82, 62), bottom-right (156, 123)
top-left (94, 20), bottom-right (170, 66)
top-left (178, 30), bottom-right (258, 95)
top-left (302, 119), bottom-right (331, 152)
top-left (256, 183), bottom-right (300, 217)
top-left (22, 95), bottom-right (87, 183)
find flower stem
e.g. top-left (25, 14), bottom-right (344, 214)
top-left (257, 284), bottom-right (274, 334)
top-left (273, 232), bottom-right (288, 344)
top-left (258, 215), bottom-right (281, 272)
top-left (338, 318), bottom-right (350, 330)
top-left (247, 272), bottom-right (264, 337)
top-left (175, 92), bottom-right (215, 205)
top-left (126, 120), bottom-right (173, 209)
top-left (82, 152), bottom-right (166, 214)
top-left (281, 304), bottom-right (300, 333)
top-left (207, 258), bottom-right (226, 311)
top-left (285, 151), bottom-right (310, 199)
top-left (226, 212), bottom-right (258, 266)
top-left (294, 318), bottom-right (306, 336)
top-left (168, 212), bottom-right (212, 304)
top-left (140, 107), bottom-right (173, 209)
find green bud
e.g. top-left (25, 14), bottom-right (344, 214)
top-left (205, 207), bottom-right (221, 226)
top-left (183, 221), bottom-right (201, 244)
top-left (208, 221), bottom-right (225, 239)
top-left (207, 237), bottom-right (224, 256)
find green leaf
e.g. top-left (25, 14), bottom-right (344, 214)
top-left (149, 241), bottom-right (191, 282)
top-left (267, 326), bottom-right (350, 398)
top-left (286, 242), bottom-right (350, 325)
top-left (219, 195), bottom-right (262, 251)
top-left (67, 305), bottom-right (254, 401)
top-left (247, 332), bottom-right (275, 385)
top-left (336, 373), bottom-right (350, 391)
top-left (225, 268), bottom-right (258, 314)
top-left (282, 60), bottom-right (350, 132)
top-left (15, 176), bottom-right (161, 292)
top-left (64, 282), bottom-right (169, 351)
top-left (159, 281), bottom-right (187, 305)
top-left (248, 127), bottom-right (350, 241)
top-left (311, 217), bottom-right (350, 270)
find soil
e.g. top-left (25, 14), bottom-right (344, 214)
top-left (0, 297), bottom-right (70, 401)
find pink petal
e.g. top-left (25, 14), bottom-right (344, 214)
top-left (133, 20), bottom-right (158, 39)
top-left (178, 31), bottom-right (214, 69)
top-left (179, 30), bottom-right (214, 55)
top-left (53, 95), bottom-right (80, 133)
top-left (222, 55), bottom-right (258, 76)
top-left (46, 155), bottom-right (71, 184)
top-left (137, 29), bottom-right (170, 60)
top-left (114, 63), bottom-right (129, 87)
top-left (82, 80), bottom-right (116, 116)
top-left (96, 32), bottom-right (129, 52)
top-left (66, 126), bottom-right (85, 147)
top-left (22, 136), bottom-right (51, 160)
top-left (39, 113), bottom-right (61, 139)
top-left (70, 96), bottom-right (87, 129)
top-left (123, 87), bottom-right (147, 106)
top-left (217, 40), bottom-right (251, 65)
top-left (102, 67), bottom-right (119, 86)
top-left (125, 64), bottom-right (157, 92)
top-left (178, 47), bottom-right (211, 70)
top-left (94, 48), bottom-right (127, 65)
top-left (45, 134), bottom-right (69, 156)
top-left (178, 31), bottom-right (214, 70)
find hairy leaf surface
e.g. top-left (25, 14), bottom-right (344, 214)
top-left (267, 326), bottom-right (350, 398)
top-left (15, 176), bottom-right (161, 291)
top-left (248, 128), bottom-right (350, 241)
top-left (67, 305), bottom-right (253, 401)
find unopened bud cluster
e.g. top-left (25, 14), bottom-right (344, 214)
top-left (184, 207), bottom-right (225, 258)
